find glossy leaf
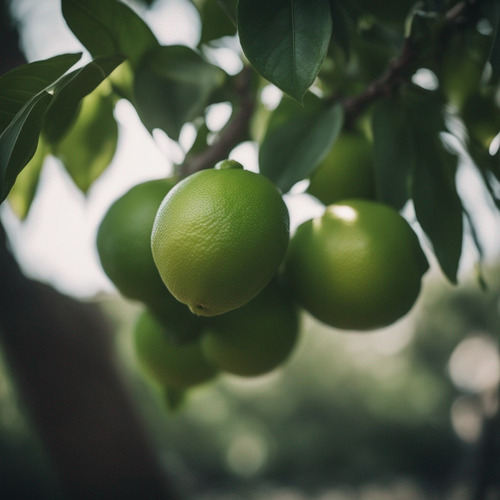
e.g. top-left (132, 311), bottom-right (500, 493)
top-left (185, 120), bottom-right (211, 158)
top-left (371, 98), bottom-right (412, 210)
top-left (61, 0), bottom-right (158, 66)
top-left (198, 0), bottom-right (237, 44)
top-left (259, 97), bottom-right (344, 192)
top-left (217, 0), bottom-right (237, 24)
top-left (134, 45), bottom-right (225, 140)
top-left (465, 136), bottom-right (500, 210)
top-left (237, 0), bottom-right (332, 102)
top-left (490, 9), bottom-right (500, 81)
top-left (0, 52), bottom-right (81, 134)
top-left (405, 89), bottom-right (463, 283)
top-left (43, 55), bottom-right (124, 144)
top-left (328, 0), bottom-right (351, 58)
top-left (7, 137), bottom-right (47, 219)
top-left (0, 92), bottom-right (53, 202)
top-left (55, 91), bottom-right (118, 193)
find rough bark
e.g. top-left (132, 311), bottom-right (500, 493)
top-left (0, 2), bottom-right (178, 498)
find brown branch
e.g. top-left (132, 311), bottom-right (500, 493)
top-left (342, 38), bottom-right (415, 123)
top-left (0, 222), bottom-right (179, 499)
top-left (340, 0), bottom-right (472, 123)
top-left (178, 1), bottom-right (474, 176)
top-left (180, 65), bottom-right (255, 177)
top-left (0, 4), bottom-right (178, 497)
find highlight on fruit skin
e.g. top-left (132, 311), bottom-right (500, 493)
top-left (284, 199), bottom-right (429, 331)
top-left (151, 163), bottom-right (290, 317)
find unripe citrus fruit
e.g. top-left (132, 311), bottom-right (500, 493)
top-left (96, 178), bottom-right (201, 339)
top-left (285, 200), bottom-right (428, 331)
top-left (133, 310), bottom-right (217, 389)
top-left (307, 131), bottom-right (375, 205)
top-left (97, 178), bottom-right (177, 302)
top-left (201, 282), bottom-right (299, 377)
top-left (151, 161), bottom-right (290, 317)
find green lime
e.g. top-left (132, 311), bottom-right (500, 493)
top-left (97, 178), bottom-right (201, 339)
top-left (285, 200), bottom-right (428, 330)
top-left (133, 310), bottom-right (217, 389)
top-left (308, 131), bottom-right (375, 205)
top-left (201, 282), bottom-right (299, 377)
top-left (151, 163), bottom-right (290, 317)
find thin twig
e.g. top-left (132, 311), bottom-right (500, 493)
top-left (180, 66), bottom-right (255, 177)
top-left (341, 0), bottom-right (471, 123)
top-left (179, 0), bottom-right (472, 176)
top-left (342, 38), bottom-right (415, 123)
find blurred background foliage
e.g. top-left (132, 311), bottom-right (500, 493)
top-left (2, 266), bottom-right (499, 499)
top-left (1, 0), bottom-right (500, 498)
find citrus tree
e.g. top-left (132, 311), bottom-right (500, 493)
top-left (1, 0), bottom-right (500, 497)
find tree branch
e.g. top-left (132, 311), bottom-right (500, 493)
top-left (180, 66), bottom-right (255, 177)
top-left (341, 0), bottom-right (473, 123)
top-left (0, 4), bottom-right (178, 497)
top-left (0, 222), bottom-right (179, 499)
top-left (342, 38), bottom-right (415, 123)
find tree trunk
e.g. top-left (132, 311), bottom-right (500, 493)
top-left (0, 223), bottom-right (177, 499)
top-left (0, 1), bottom-right (178, 497)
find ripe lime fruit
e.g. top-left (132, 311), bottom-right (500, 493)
top-left (151, 161), bottom-right (290, 317)
top-left (96, 178), bottom-right (201, 339)
top-left (285, 200), bottom-right (428, 331)
top-left (133, 310), bottom-right (217, 389)
top-left (201, 282), bottom-right (299, 377)
top-left (307, 131), bottom-right (375, 205)
top-left (97, 178), bottom-right (177, 302)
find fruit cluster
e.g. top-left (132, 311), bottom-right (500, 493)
top-left (97, 148), bottom-right (428, 406)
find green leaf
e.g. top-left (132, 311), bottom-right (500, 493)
top-left (0, 92), bottom-right (53, 203)
top-left (7, 137), bottom-right (47, 219)
top-left (55, 91), bottom-right (118, 193)
top-left (259, 96), bottom-right (344, 192)
top-left (237, 0), bottom-right (332, 102)
top-left (465, 135), bottom-right (500, 210)
top-left (61, 0), bottom-right (158, 66)
top-left (487, 1), bottom-right (500, 82)
top-left (328, 0), bottom-right (352, 58)
top-left (0, 52), bottom-right (81, 134)
top-left (404, 89), bottom-right (463, 283)
top-left (371, 97), bottom-right (412, 210)
top-left (185, 120), bottom-right (211, 157)
top-left (197, 0), bottom-right (237, 44)
top-left (134, 45), bottom-right (225, 140)
top-left (216, 0), bottom-right (237, 25)
top-left (43, 55), bottom-right (124, 144)
top-left (373, 88), bottom-right (464, 283)
top-left (108, 60), bottom-right (136, 102)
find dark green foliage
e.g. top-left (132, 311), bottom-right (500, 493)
top-left (134, 45), bottom-right (225, 140)
top-left (0, 0), bottom-right (499, 283)
top-left (259, 95), bottom-right (344, 192)
top-left (237, 0), bottom-right (332, 102)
